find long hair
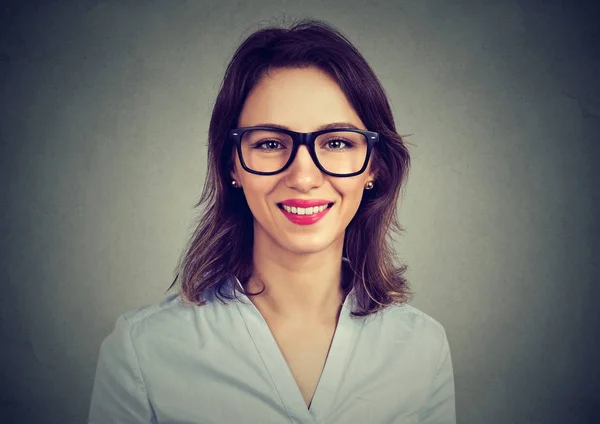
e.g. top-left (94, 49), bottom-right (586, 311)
top-left (168, 18), bottom-right (412, 316)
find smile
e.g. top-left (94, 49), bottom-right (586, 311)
top-left (278, 203), bottom-right (333, 215)
top-left (277, 202), bottom-right (334, 225)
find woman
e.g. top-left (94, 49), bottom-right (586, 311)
top-left (88, 19), bottom-right (456, 424)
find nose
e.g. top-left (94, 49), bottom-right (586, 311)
top-left (284, 145), bottom-right (324, 191)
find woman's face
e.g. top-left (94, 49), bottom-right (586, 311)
top-left (231, 66), bottom-right (376, 256)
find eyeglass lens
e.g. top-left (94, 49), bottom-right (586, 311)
top-left (240, 129), bottom-right (368, 174)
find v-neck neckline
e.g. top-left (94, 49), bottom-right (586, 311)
top-left (231, 276), bottom-right (359, 424)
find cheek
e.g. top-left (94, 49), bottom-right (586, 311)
top-left (337, 181), bottom-right (366, 202)
top-left (334, 182), bottom-right (366, 215)
top-left (241, 179), bottom-right (278, 214)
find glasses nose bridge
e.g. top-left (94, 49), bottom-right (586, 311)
top-left (295, 131), bottom-right (314, 147)
top-left (289, 131), bottom-right (319, 169)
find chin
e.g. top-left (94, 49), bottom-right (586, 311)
top-left (280, 234), bottom-right (337, 255)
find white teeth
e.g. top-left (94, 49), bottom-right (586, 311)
top-left (282, 204), bottom-right (330, 215)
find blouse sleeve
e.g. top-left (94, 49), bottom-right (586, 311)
top-left (88, 315), bottom-right (155, 424)
top-left (418, 329), bottom-right (457, 424)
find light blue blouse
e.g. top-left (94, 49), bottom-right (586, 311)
top-left (88, 277), bottom-right (456, 423)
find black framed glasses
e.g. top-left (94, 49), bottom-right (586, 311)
top-left (229, 126), bottom-right (379, 177)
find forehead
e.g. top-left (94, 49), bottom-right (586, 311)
top-left (238, 67), bottom-right (365, 131)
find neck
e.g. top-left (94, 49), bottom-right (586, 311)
top-left (245, 231), bottom-right (349, 325)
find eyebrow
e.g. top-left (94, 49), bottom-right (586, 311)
top-left (251, 122), bottom-right (363, 131)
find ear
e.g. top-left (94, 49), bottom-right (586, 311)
top-left (230, 168), bottom-right (238, 183)
top-left (230, 145), bottom-right (240, 182)
top-left (367, 161), bottom-right (378, 182)
top-left (366, 151), bottom-right (378, 175)
top-left (368, 169), bottom-right (377, 182)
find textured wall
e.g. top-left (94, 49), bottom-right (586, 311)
top-left (1, 0), bottom-right (598, 423)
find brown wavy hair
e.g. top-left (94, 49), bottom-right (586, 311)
top-left (167, 18), bottom-right (412, 316)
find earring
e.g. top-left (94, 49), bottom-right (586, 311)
top-left (231, 180), bottom-right (240, 188)
top-left (365, 181), bottom-right (374, 190)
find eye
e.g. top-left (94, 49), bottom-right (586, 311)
top-left (254, 140), bottom-right (285, 150)
top-left (324, 139), bottom-right (352, 150)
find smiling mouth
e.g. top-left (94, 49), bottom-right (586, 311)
top-left (277, 202), bottom-right (334, 215)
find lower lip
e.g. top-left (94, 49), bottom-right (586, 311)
top-left (279, 205), bottom-right (332, 225)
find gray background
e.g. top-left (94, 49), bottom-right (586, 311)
top-left (1, 0), bottom-right (599, 423)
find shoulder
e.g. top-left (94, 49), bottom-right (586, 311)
top-left (120, 293), bottom-right (188, 327)
top-left (367, 301), bottom-right (446, 331)
top-left (362, 301), bottom-right (450, 355)
top-left (387, 302), bottom-right (447, 334)
top-left (113, 287), bottom-right (232, 343)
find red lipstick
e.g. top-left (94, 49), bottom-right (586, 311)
top-left (277, 199), bottom-right (334, 226)
top-left (279, 198), bottom-right (333, 208)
